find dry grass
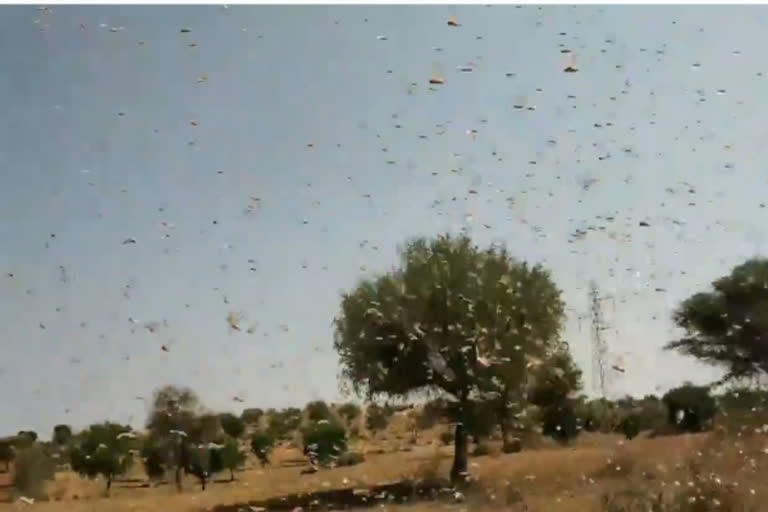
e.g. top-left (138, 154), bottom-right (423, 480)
top-left (2, 430), bottom-right (767, 512)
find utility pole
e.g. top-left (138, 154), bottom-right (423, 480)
top-left (589, 281), bottom-right (612, 399)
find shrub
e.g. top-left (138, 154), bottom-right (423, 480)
top-left (250, 432), bottom-right (275, 466)
top-left (502, 437), bottom-right (522, 454)
top-left (13, 444), bottom-right (55, 499)
top-left (305, 401), bottom-right (333, 423)
top-left (439, 429), bottom-right (454, 446)
top-left (365, 403), bottom-right (394, 434)
top-left (218, 413), bottom-right (246, 439)
top-left (619, 413), bottom-right (641, 440)
top-left (267, 408), bottom-right (302, 440)
top-left (663, 384), bottom-right (717, 433)
top-left (541, 400), bottom-right (579, 444)
top-left (337, 403), bottom-right (362, 424)
top-left (302, 421), bottom-right (347, 467)
top-left (336, 451), bottom-right (365, 467)
top-left (240, 408), bottom-right (264, 425)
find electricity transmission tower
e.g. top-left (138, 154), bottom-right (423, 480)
top-left (589, 281), bottom-right (612, 399)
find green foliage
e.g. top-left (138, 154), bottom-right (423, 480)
top-left (333, 234), bottom-right (567, 482)
top-left (618, 413), bottom-right (641, 440)
top-left (527, 348), bottom-right (583, 408)
top-left (662, 384), bottom-right (717, 433)
top-left (69, 422), bottom-right (136, 492)
top-left (15, 431), bottom-right (37, 447)
top-left (52, 425), bottom-right (72, 446)
top-left (140, 438), bottom-right (167, 481)
top-left (577, 398), bottom-right (621, 433)
top-left (218, 413), bottom-right (245, 439)
top-left (266, 408), bottom-right (302, 440)
top-left (250, 432), bottom-right (275, 466)
top-left (302, 420), bottom-right (347, 467)
top-left (144, 385), bottom-right (221, 490)
top-left (337, 402), bottom-right (362, 424)
top-left (666, 258), bottom-right (768, 384)
top-left (541, 399), bottom-right (579, 444)
top-left (13, 444), bottom-right (55, 499)
top-left (240, 408), bottom-right (264, 424)
top-left (365, 403), bottom-right (394, 433)
top-left (208, 438), bottom-right (245, 480)
top-left (305, 400), bottom-right (333, 423)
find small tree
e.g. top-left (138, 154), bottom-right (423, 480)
top-left (141, 437), bottom-right (167, 482)
top-left (305, 400), bottom-right (333, 423)
top-left (540, 400), bottom-right (579, 444)
top-left (52, 425), bottom-right (72, 446)
top-left (219, 413), bottom-right (246, 439)
top-left (365, 403), bottom-right (393, 435)
top-left (618, 412), bottom-right (641, 440)
top-left (662, 384), bottom-right (717, 433)
top-left (250, 432), bottom-right (275, 466)
top-left (208, 438), bottom-right (245, 481)
top-left (69, 422), bottom-right (136, 493)
top-left (241, 408), bottom-right (264, 425)
top-left (266, 408), bottom-right (302, 440)
top-left (337, 402), bottom-right (362, 425)
top-left (13, 444), bottom-right (55, 499)
top-left (302, 421), bottom-right (347, 467)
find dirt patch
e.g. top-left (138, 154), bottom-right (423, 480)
top-left (210, 478), bottom-right (451, 512)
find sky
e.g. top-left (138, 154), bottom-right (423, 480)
top-left (2, 4), bottom-right (768, 437)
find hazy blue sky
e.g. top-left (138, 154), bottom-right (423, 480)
top-left (2, 4), bottom-right (767, 436)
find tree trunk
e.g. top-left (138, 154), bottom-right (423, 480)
top-left (229, 468), bottom-right (234, 481)
top-left (200, 473), bottom-right (206, 491)
top-left (106, 474), bottom-right (112, 494)
top-left (450, 401), bottom-right (469, 485)
top-left (175, 466), bottom-right (183, 491)
top-left (500, 417), bottom-right (509, 451)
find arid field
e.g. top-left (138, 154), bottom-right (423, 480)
top-left (2, 423), bottom-right (766, 512)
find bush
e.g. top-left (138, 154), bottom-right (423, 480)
top-left (14, 444), bottom-right (55, 499)
top-left (663, 384), bottom-right (717, 433)
top-left (336, 451), bottom-right (365, 467)
top-left (502, 437), bottom-right (522, 454)
top-left (250, 432), bottom-right (275, 466)
top-left (541, 400), bottom-right (579, 444)
top-left (240, 408), bottom-right (264, 425)
top-left (142, 440), bottom-right (167, 481)
top-left (267, 408), bottom-right (302, 440)
top-left (305, 401), bottom-right (333, 423)
top-left (619, 413), bottom-right (641, 440)
top-left (218, 413), bottom-right (245, 439)
top-left (337, 403), bottom-right (362, 424)
top-left (302, 420), bottom-right (347, 467)
top-left (0, 440), bottom-right (14, 471)
top-left (439, 429), bottom-right (454, 446)
top-left (365, 403), bottom-right (394, 434)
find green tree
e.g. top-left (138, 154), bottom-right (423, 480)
top-left (240, 408), bottom-right (264, 425)
top-left (364, 403), bottom-right (393, 435)
top-left (527, 345), bottom-right (583, 444)
top-left (337, 402), bottom-right (362, 425)
top-left (145, 385), bottom-right (221, 491)
top-left (618, 412), bottom-right (641, 440)
top-left (69, 422), bottom-right (137, 493)
top-left (662, 383), bottom-right (717, 433)
top-left (666, 259), bottom-right (768, 384)
top-left (305, 400), bottom-right (333, 423)
top-left (52, 425), bottom-right (72, 446)
top-left (266, 408), bottom-right (302, 440)
top-left (302, 420), bottom-right (347, 467)
top-left (250, 432), bottom-right (275, 466)
top-left (208, 438), bottom-right (245, 481)
top-left (218, 413), bottom-right (246, 439)
top-left (13, 443), bottom-right (55, 499)
top-left (334, 234), bottom-right (566, 482)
